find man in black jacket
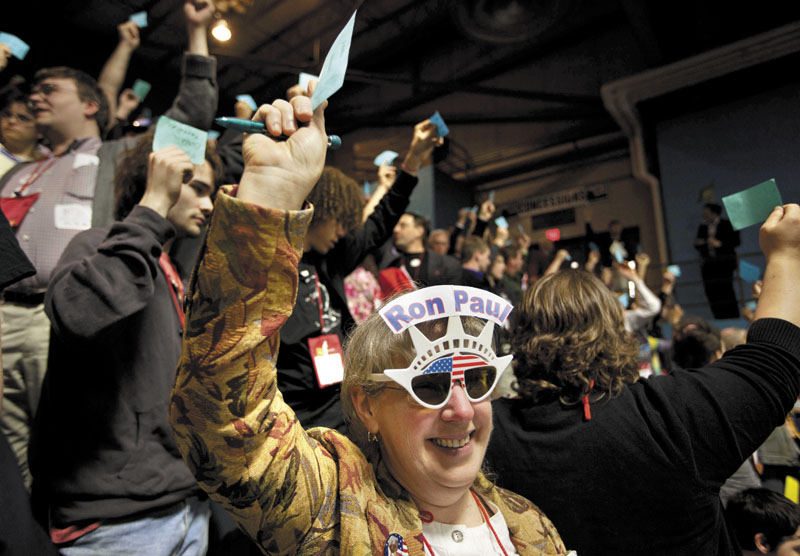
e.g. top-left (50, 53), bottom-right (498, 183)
top-left (276, 120), bottom-right (441, 432)
top-left (30, 140), bottom-right (223, 554)
top-left (377, 210), bottom-right (463, 293)
top-left (695, 202), bottom-right (741, 318)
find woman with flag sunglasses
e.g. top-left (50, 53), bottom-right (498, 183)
top-left (169, 89), bottom-right (570, 555)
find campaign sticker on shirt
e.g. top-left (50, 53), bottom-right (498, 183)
top-left (73, 153), bottom-right (99, 169)
top-left (384, 533), bottom-right (408, 555)
top-left (54, 204), bottom-right (92, 230)
top-left (308, 334), bottom-right (344, 388)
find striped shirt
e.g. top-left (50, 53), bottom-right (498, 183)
top-left (1, 137), bottom-right (102, 293)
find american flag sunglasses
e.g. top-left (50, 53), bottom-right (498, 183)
top-left (372, 353), bottom-right (506, 409)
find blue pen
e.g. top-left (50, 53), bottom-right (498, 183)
top-left (215, 117), bottom-right (341, 150)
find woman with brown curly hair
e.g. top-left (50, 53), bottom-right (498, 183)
top-left (486, 238), bottom-right (800, 556)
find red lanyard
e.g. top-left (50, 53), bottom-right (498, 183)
top-left (311, 271), bottom-right (325, 330)
top-left (15, 155), bottom-right (59, 196)
top-left (158, 253), bottom-right (185, 330)
top-left (420, 490), bottom-right (510, 556)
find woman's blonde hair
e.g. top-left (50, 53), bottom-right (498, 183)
top-left (342, 309), bottom-right (488, 456)
top-left (511, 269), bottom-right (639, 405)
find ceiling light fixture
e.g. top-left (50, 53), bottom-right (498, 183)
top-left (211, 17), bottom-right (232, 42)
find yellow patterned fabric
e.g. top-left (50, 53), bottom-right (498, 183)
top-left (170, 187), bottom-right (567, 556)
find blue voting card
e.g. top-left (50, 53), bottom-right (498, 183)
top-left (588, 242), bottom-right (600, 253)
top-left (429, 111), bottom-right (450, 137)
top-left (745, 300), bottom-right (757, 312)
top-left (129, 11), bottom-right (148, 28)
top-left (494, 216), bottom-right (509, 228)
top-left (618, 292), bottom-right (629, 307)
top-left (207, 130), bottom-right (220, 140)
top-left (363, 181), bottom-right (371, 195)
top-left (153, 116), bottom-right (208, 164)
top-left (471, 205), bottom-right (478, 214)
top-left (299, 72), bottom-right (318, 91)
top-left (739, 260), bottom-right (761, 283)
top-left (488, 191), bottom-right (495, 202)
top-left (0, 33), bottom-right (30, 60)
top-left (666, 264), bottom-right (681, 277)
top-left (374, 150), bottom-right (399, 166)
top-left (517, 224), bottom-right (525, 234)
top-left (722, 178), bottom-right (783, 231)
top-left (310, 11), bottom-right (357, 110)
top-left (236, 94), bottom-right (258, 111)
top-left (132, 79), bottom-right (151, 102)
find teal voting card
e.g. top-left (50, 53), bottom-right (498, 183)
top-left (310, 11), bottom-right (357, 111)
top-left (236, 94), bottom-right (257, 111)
top-left (0, 32), bottom-right (30, 60)
top-left (153, 116), bottom-right (207, 164)
top-left (129, 11), bottom-right (148, 27)
top-left (132, 79), bottom-right (151, 102)
top-left (666, 264), bottom-right (681, 277)
top-left (722, 179), bottom-right (783, 231)
top-left (739, 260), bottom-right (761, 282)
top-left (429, 111), bottom-right (449, 137)
top-left (373, 150), bottom-right (398, 166)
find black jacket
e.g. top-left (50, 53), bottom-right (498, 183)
top-left (487, 318), bottom-right (800, 556)
top-left (276, 170), bottom-right (418, 431)
top-left (30, 207), bottom-right (199, 525)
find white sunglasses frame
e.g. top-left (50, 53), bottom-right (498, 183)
top-left (371, 352), bottom-right (512, 409)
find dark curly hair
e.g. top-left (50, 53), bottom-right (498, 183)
top-left (113, 128), bottom-right (225, 220)
top-left (306, 166), bottom-right (363, 234)
top-left (511, 269), bottom-right (639, 405)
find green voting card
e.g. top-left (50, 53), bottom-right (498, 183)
top-left (153, 116), bottom-right (207, 164)
top-left (722, 179), bottom-right (783, 231)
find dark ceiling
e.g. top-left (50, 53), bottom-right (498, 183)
top-left (9, 0), bottom-right (800, 188)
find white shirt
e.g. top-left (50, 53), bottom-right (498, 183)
top-left (422, 501), bottom-right (520, 556)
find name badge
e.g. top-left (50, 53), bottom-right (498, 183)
top-left (308, 334), bottom-right (344, 388)
top-left (55, 204), bottom-right (92, 230)
top-left (73, 153), bottom-right (99, 169)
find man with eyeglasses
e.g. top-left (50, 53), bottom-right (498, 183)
top-left (0, 0), bottom-right (218, 494)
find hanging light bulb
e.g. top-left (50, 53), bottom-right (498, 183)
top-left (211, 17), bottom-right (232, 42)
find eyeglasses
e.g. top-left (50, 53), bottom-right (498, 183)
top-left (372, 355), bottom-right (505, 409)
top-left (0, 111), bottom-right (34, 123)
top-left (30, 83), bottom-right (77, 98)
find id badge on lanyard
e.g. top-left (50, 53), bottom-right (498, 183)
top-left (0, 193), bottom-right (40, 227)
top-left (308, 334), bottom-right (344, 388)
top-left (307, 271), bottom-right (344, 388)
top-left (1, 155), bottom-right (61, 227)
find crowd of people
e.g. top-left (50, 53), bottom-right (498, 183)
top-left (1, 2), bottom-right (800, 555)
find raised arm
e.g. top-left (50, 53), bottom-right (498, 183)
top-left (657, 204), bottom-right (800, 486)
top-left (170, 91), bottom-right (338, 554)
top-left (46, 147), bottom-right (192, 344)
top-left (184, 0), bottom-right (214, 56)
top-left (337, 118), bottom-right (441, 273)
top-left (160, 1), bottom-right (218, 130)
top-left (754, 204), bottom-right (800, 326)
top-left (97, 20), bottom-right (140, 126)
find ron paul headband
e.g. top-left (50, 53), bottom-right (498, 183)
top-left (371, 286), bottom-right (514, 408)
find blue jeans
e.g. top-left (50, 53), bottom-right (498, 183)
top-left (60, 496), bottom-right (211, 556)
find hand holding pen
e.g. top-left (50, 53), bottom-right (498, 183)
top-left (216, 117), bottom-right (341, 150)
top-left (235, 84), bottom-right (329, 210)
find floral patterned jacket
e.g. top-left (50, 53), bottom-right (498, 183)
top-left (169, 188), bottom-right (568, 556)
